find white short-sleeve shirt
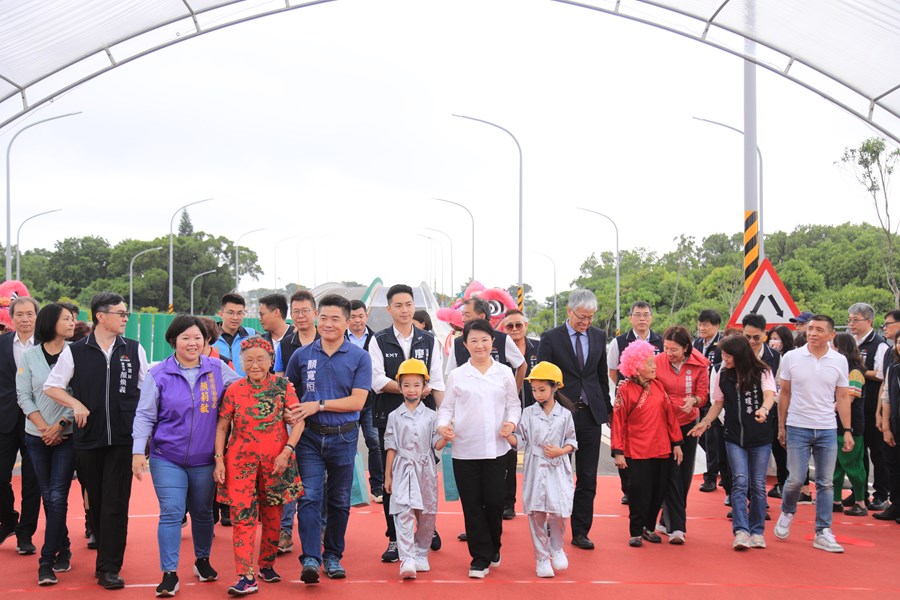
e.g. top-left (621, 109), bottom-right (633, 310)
top-left (779, 344), bottom-right (849, 430)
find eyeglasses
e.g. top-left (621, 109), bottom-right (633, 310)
top-left (291, 308), bottom-right (313, 316)
top-left (505, 322), bottom-right (525, 330)
top-left (223, 311), bottom-right (245, 318)
top-left (744, 333), bottom-right (763, 341)
top-left (848, 317), bottom-right (870, 324)
top-left (884, 321), bottom-right (898, 327)
top-left (99, 311), bottom-right (129, 319)
top-left (570, 311), bottom-right (595, 323)
top-left (243, 357), bottom-right (272, 366)
top-left (630, 312), bottom-right (652, 319)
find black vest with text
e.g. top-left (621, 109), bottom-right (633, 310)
top-left (373, 327), bottom-right (436, 428)
top-left (858, 329), bottom-right (887, 413)
top-left (718, 368), bottom-right (775, 448)
top-left (68, 334), bottom-right (142, 450)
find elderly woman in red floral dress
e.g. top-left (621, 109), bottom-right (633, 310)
top-left (214, 337), bottom-right (304, 596)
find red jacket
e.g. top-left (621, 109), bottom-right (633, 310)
top-left (612, 379), bottom-right (683, 460)
top-left (654, 348), bottom-right (710, 426)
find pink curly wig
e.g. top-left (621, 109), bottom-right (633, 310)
top-left (618, 340), bottom-right (657, 379)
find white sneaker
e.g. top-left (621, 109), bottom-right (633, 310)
top-left (669, 530), bottom-right (685, 544)
top-left (774, 512), bottom-right (794, 540)
top-left (415, 557), bottom-right (430, 572)
top-left (549, 549), bottom-right (568, 571)
top-left (536, 559), bottom-right (554, 578)
top-left (399, 559), bottom-right (417, 579)
top-left (812, 528), bottom-right (844, 553)
top-left (654, 523), bottom-right (670, 537)
top-left (749, 534), bottom-right (766, 549)
top-left (732, 530), bottom-right (751, 550)
top-left (468, 567), bottom-right (489, 579)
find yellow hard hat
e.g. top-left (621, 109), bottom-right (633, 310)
top-left (524, 361), bottom-right (564, 387)
top-left (396, 358), bottom-right (430, 382)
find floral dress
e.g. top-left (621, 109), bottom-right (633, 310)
top-left (216, 375), bottom-right (303, 519)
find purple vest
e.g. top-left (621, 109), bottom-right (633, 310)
top-left (149, 355), bottom-right (227, 467)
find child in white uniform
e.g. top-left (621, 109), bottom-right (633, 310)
top-left (505, 361), bottom-right (577, 578)
top-left (384, 359), bottom-right (448, 579)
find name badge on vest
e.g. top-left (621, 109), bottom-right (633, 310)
top-left (118, 354), bottom-right (134, 394)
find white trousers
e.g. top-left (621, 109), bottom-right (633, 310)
top-left (528, 511), bottom-right (566, 561)
top-left (393, 508), bottom-right (436, 562)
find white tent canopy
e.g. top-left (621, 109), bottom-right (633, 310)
top-left (1, 0), bottom-right (899, 141)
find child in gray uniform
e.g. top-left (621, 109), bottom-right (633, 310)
top-left (506, 361), bottom-right (577, 578)
top-left (384, 359), bottom-right (448, 579)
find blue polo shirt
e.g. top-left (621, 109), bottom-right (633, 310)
top-left (285, 338), bottom-right (372, 427)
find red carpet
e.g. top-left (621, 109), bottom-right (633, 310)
top-left (4, 472), bottom-right (897, 599)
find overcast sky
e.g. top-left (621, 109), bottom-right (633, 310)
top-left (1, 0), bottom-right (888, 305)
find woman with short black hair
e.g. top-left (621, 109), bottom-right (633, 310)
top-left (131, 314), bottom-right (242, 597)
top-left (16, 303), bottom-right (78, 585)
top-left (436, 319), bottom-right (521, 579)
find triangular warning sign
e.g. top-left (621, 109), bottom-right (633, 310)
top-left (726, 259), bottom-right (802, 329)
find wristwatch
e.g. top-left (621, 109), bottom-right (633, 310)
top-left (58, 419), bottom-right (69, 428)
top-left (319, 399), bottom-right (326, 412)
top-left (843, 427), bottom-right (854, 434)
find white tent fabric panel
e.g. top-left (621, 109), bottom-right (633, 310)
top-left (0, 0), bottom-right (899, 139)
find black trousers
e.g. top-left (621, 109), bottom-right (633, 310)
top-left (863, 397), bottom-right (890, 501)
top-left (502, 449), bottom-right (517, 509)
top-left (377, 426), bottom-right (396, 541)
top-left (0, 415), bottom-right (40, 542)
top-left (660, 421), bottom-right (697, 533)
top-left (710, 420), bottom-right (732, 493)
top-left (884, 431), bottom-right (900, 504)
top-left (626, 457), bottom-right (670, 537)
top-left (571, 408), bottom-right (602, 538)
top-left (453, 457), bottom-right (506, 570)
top-left (698, 406), bottom-right (716, 483)
top-left (770, 410), bottom-right (789, 487)
top-left (76, 445), bottom-right (133, 574)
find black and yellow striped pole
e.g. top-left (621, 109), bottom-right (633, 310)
top-left (517, 286), bottom-right (524, 311)
top-left (744, 210), bottom-right (760, 289)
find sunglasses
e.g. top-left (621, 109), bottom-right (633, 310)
top-left (505, 322), bottom-right (525, 330)
top-left (744, 334), bottom-right (763, 341)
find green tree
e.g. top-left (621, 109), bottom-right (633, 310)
top-left (178, 210), bottom-right (194, 236)
top-left (839, 137), bottom-right (900, 307)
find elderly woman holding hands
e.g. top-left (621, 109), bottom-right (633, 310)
top-left (653, 326), bottom-right (709, 544)
top-left (436, 319), bottom-right (521, 580)
top-left (214, 337), bottom-right (304, 596)
top-left (131, 315), bottom-right (243, 597)
top-left (612, 340), bottom-right (684, 548)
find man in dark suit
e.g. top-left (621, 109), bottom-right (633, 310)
top-left (537, 289), bottom-right (611, 550)
top-left (0, 296), bottom-right (41, 554)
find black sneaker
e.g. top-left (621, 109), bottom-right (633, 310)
top-left (194, 557), bottom-right (218, 582)
top-left (868, 498), bottom-right (890, 512)
top-left (502, 506), bottom-right (516, 520)
top-left (621, 495), bottom-right (629, 505)
top-left (767, 485), bottom-right (782, 499)
top-left (798, 492), bottom-right (813, 504)
top-left (381, 541), bottom-right (399, 563)
top-left (258, 567), bottom-right (281, 583)
top-left (699, 480), bottom-right (717, 493)
top-left (17, 539), bottom-right (36, 555)
top-left (87, 533), bottom-right (98, 550)
top-left (156, 571), bottom-right (179, 597)
top-left (38, 564), bottom-right (58, 586)
top-left (724, 495), bottom-right (732, 507)
top-left (841, 493), bottom-right (856, 507)
top-left (53, 548), bottom-right (72, 572)
top-left (431, 529), bottom-right (442, 551)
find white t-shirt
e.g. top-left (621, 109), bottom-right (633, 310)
top-left (779, 344), bottom-right (849, 430)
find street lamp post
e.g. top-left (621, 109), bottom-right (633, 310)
top-left (453, 114), bottom-right (524, 308)
top-left (169, 198), bottom-right (212, 313)
top-left (434, 198), bottom-right (475, 285)
top-left (578, 207), bottom-right (620, 333)
top-left (692, 116), bottom-right (765, 260)
top-left (16, 208), bottom-right (61, 280)
top-left (531, 250), bottom-right (558, 328)
top-left (6, 111), bottom-right (82, 281)
top-left (274, 235), bottom-right (300, 290)
top-left (191, 269), bottom-right (216, 315)
top-left (235, 228), bottom-right (265, 291)
top-left (130, 246), bottom-right (163, 312)
top-left (422, 227), bottom-right (454, 303)
top-left (417, 233), bottom-right (443, 297)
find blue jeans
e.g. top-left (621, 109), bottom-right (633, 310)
top-left (25, 434), bottom-right (75, 565)
top-left (296, 427), bottom-right (358, 564)
top-left (725, 441), bottom-right (771, 536)
top-left (781, 426), bottom-right (838, 533)
top-left (149, 456), bottom-right (216, 572)
top-left (359, 404), bottom-right (383, 494)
